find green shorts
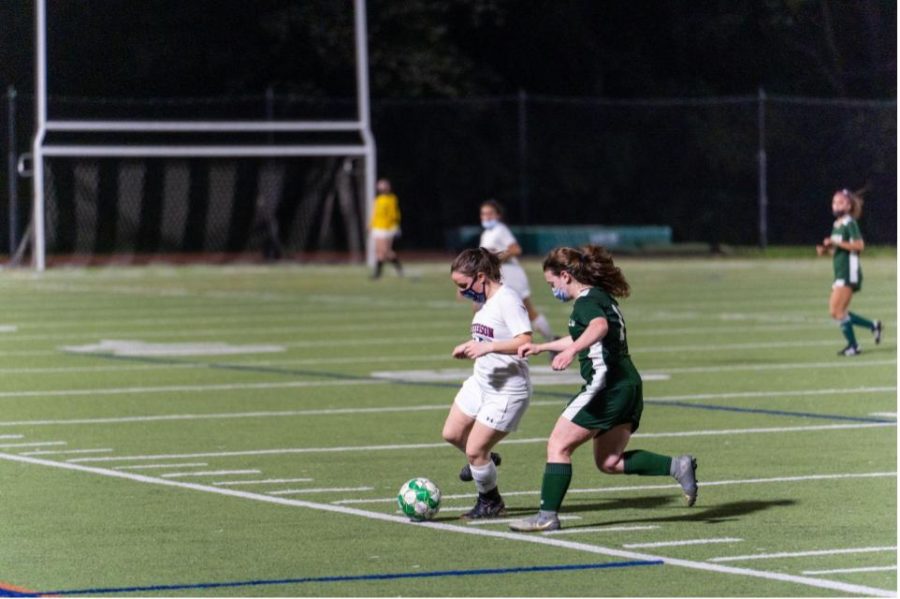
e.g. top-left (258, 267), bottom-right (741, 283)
top-left (562, 363), bottom-right (643, 433)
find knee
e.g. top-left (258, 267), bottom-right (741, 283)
top-left (442, 425), bottom-right (464, 448)
top-left (596, 454), bottom-right (621, 474)
top-left (830, 308), bottom-right (846, 320)
top-left (546, 438), bottom-right (574, 462)
top-left (465, 446), bottom-right (489, 464)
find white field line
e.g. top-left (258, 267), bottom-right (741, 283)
top-left (0, 441), bottom-right (65, 449)
top-left (0, 378), bottom-right (386, 400)
top-left (114, 462), bottom-right (209, 471)
top-left (212, 478), bottom-right (313, 486)
top-left (869, 412), bottom-right (897, 418)
top-left (19, 448), bottom-right (113, 456)
top-left (711, 546), bottom-right (897, 563)
top-left (660, 359), bottom-right (895, 374)
top-left (269, 486), bottom-right (374, 496)
top-left (0, 452), bottom-right (891, 598)
top-left (67, 425), bottom-right (896, 465)
top-left (338, 472), bottom-right (897, 505)
top-left (159, 469), bottom-right (261, 479)
top-left (546, 525), bottom-right (660, 536)
top-left (4, 389), bottom-right (897, 429)
top-left (464, 515), bottom-right (583, 526)
top-left (624, 538), bottom-right (744, 549)
top-left (803, 566), bottom-right (897, 575)
top-left (0, 435), bottom-right (23, 439)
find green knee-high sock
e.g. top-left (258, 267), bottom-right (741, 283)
top-left (539, 463), bottom-right (572, 512)
top-left (839, 317), bottom-right (857, 345)
top-left (848, 311), bottom-right (874, 330)
top-left (623, 450), bottom-right (672, 476)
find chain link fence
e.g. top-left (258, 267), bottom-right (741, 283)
top-left (2, 91), bottom-right (895, 260)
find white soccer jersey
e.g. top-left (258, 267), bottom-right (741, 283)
top-left (480, 223), bottom-right (532, 298)
top-left (469, 285), bottom-right (532, 394)
top-left (480, 223), bottom-right (520, 267)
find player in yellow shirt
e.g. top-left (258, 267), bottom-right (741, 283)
top-left (369, 178), bottom-right (403, 279)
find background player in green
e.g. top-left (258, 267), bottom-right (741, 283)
top-left (816, 188), bottom-right (883, 356)
top-left (509, 245), bottom-right (698, 532)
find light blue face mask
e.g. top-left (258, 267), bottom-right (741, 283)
top-left (481, 219), bottom-right (499, 230)
top-left (461, 278), bottom-right (487, 303)
top-left (552, 285), bottom-right (571, 302)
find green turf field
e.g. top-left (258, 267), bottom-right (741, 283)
top-left (0, 256), bottom-right (895, 597)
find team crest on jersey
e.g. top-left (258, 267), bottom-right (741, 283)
top-left (471, 323), bottom-right (495, 339)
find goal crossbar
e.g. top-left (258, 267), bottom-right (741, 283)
top-left (46, 120), bottom-right (365, 132)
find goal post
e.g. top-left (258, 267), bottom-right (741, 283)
top-left (32, 0), bottom-right (377, 271)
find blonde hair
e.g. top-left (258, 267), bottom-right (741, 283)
top-left (838, 188), bottom-right (866, 219)
top-left (542, 245), bottom-right (630, 298)
top-left (450, 247), bottom-right (502, 282)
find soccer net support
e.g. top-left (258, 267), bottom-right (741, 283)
top-left (30, 0), bottom-right (376, 271)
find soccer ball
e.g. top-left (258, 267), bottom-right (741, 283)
top-left (397, 477), bottom-right (441, 521)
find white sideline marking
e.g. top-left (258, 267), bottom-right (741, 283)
top-left (649, 386), bottom-right (896, 403)
top-left (68, 425), bottom-right (896, 465)
top-left (661, 358), bottom-right (896, 374)
top-left (624, 538), bottom-right (743, 549)
top-left (464, 515), bottom-right (583, 526)
top-left (0, 441), bottom-right (65, 449)
top-left (869, 412), bottom-right (897, 418)
top-left (338, 472), bottom-right (897, 505)
top-left (61, 339), bottom-right (285, 357)
top-left (545, 525), bottom-right (660, 536)
top-left (710, 546), bottom-right (897, 562)
top-left (160, 469), bottom-right (261, 479)
top-left (0, 325), bottom-right (17, 333)
top-left (269, 486), bottom-right (374, 496)
top-left (803, 566), bottom-right (897, 575)
top-left (114, 462), bottom-right (209, 471)
top-left (0, 452), bottom-right (891, 598)
top-left (0, 435), bottom-right (23, 439)
top-left (19, 448), bottom-right (113, 456)
top-left (0, 378), bottom-right (385, 400)
top-left (212, 478), bottom-right (313, 486)
top-left (26, 403), bottom-right (891, 432)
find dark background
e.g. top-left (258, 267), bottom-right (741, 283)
top-left (1, 1), bottom-right (896, 252)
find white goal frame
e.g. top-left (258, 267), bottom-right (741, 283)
top-left (32, 0), bottom-right (377, 271)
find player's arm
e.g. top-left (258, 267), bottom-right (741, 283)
top-left (497, 242), bottom-right (523, 262)
top-left (519, 336), bottom-right (573, 357)
top-left (456, 333), bottom-right (532, 359)
top-left (551, 317), bottom-right (607, 371)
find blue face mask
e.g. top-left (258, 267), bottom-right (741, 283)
top-left (461, 278), bottom-right (487, 303)
top-left (552, 285), bottom-right (571, 302)
top-left (481, 219), bottom-right (499, 230)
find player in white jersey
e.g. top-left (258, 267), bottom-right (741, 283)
top-left (478, 200), bottom-right (557, 343)
top-left (442, 247), bottom-right (534, 519)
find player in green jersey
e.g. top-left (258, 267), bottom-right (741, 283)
top-left (816, 189), bottom-right (882, 356)
top-left (508, 245), bottom-right (697, 532)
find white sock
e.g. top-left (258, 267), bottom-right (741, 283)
top-left (532, 314), bottom-right (554, 340)
top-left (470, 460), bottom-right (498, 495)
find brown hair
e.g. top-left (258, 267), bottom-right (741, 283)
top-left (451, 247), bottom-right (502, 282)
top-left (480, 199), bottom-right (504, 217)
top-left (838, 188), bottom-right (866, 219)
top-left (542, 245), bottom-right (630, 298)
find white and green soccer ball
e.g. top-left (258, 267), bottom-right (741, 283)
top-left (397, 477), bottom-right (441, 521)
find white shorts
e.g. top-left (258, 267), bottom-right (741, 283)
top-left (453, 375), bottom-right (530, 433)
top-left (500, 263), bottom-right (531, 299)
top-left (372, 228), bottom-right (399, 240)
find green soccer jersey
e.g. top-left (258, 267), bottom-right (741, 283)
top-left (568, 287), bottom-right (630, 385)
top-left (831, 216), bottom-right (863, 288)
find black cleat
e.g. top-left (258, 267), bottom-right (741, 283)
top-left (459, 452), bottom-right (502, 482)
top-left (460, 493), bottom-right (506, 520)
top-left (873, 320), bottom-right (883, 345)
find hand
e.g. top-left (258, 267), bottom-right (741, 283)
top-left (822, 237), bottom-right (833, 248)
top-left (518, 343), bottom-right (541, 358)
top-left (551, 348), bottom-right (576, 371)
top-left (815, 244), bottom-right (826, 256)
top-left (452, 340), bottom-right (490, 360)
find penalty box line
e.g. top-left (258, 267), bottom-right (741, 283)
top-left (0, 452), bottom-right (893, 598)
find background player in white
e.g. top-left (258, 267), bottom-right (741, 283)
top-left (478, 200), bottom-right (556, 343)
top-left (442, 247), bottom-right (533, 519)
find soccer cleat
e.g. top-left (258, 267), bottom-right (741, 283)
top-left (873, 320), bottom-right (883, 345)
top-left (837, 344), bottom-right (861, 356)
top-left (459, 452), bottom-right (502, 482)
top-left (508, 512), bottom-right (561, 532)
top-left (671, 455), bottom-right (698, 507)
top-left (460, 494), bottom-right (506, 520)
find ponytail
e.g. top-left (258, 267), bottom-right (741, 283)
top-left (542, 245), bottom-right (630, 298)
